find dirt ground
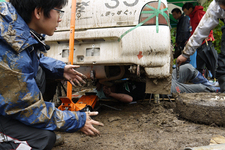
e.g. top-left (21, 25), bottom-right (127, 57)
top-left (52, 99), bottom-right (225, 150)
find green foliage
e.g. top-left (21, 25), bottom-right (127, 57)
top-left (170, 27), bottom-right (177, 64)
top-left (202, 0), bottom-right (212, 10)
top-left (213, 20), bottom-right (223, 53)
top-left (171, 27), bottom-right (176, 45)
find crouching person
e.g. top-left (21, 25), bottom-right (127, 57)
top-left (0, 0), bottom-right (103, 149)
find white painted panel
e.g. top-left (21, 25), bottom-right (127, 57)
top-left (57, 0), bottom-right (168, 31)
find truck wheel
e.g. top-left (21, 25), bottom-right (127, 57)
top-left (175, 93), bottom-right (225, 126)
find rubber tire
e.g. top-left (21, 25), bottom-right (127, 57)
top-left (175, 93), bottom-right (225, 126)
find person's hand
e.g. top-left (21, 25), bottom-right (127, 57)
top-left (63, 65), bottom-right (87, 86)
top-left (103, 86), bottom-right (112, 96)
top-left (176, 55), bottom-right (187, 66)
top-left (80, 112), bottom-right (104, 136)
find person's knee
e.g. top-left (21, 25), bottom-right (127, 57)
top-left (182, 64), bottom-right (198, 77)
top-left (42, 130), bottom-right (56, 150)
top-left (47, 131), bottom-right (56, 142)
top-left (183, 63), bottom-right (194, 71)
top-left (45, 130), bottom-right (56, 144)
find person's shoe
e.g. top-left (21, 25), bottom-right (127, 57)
top-left (210, 81), bottom-right (219, 87)
top-left (212, 86), bottom-right (220, 93)
top-left (54, 134), bottom-right (64, 147)
top-left (218, 75), bottom-right (225, 93)
top-left (191, 72), bottom-right (214, 86)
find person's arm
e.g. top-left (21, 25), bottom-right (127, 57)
top-left (103, 86), bottom-right (133, 103)
top-left (108, 92), bottom-right (133, 103)
top-left (39, 55), bottom-right (65, 79)
top-left (177, 1), bottom-right (222, 65)
top-left (39, 55), bottom-right (86, 86)
top-left (0, 48), bottom-right (100, 133)
top-left (183, 2), bottom-right (220, 57)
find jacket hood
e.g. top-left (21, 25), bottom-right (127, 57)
top-left (189, 5), bottom-right (204, 18)
top-left (0, 2), bottom-right (37, 53)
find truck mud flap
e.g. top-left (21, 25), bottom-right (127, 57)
top-left (145, 76), bottom-right (172, 95)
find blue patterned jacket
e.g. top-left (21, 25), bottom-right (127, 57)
top-left (0, 2), bottom-right (86, 132)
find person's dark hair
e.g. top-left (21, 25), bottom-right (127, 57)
top-left (9, 0), bottom-right (68, 23)
top-left (215, 0), bottom-right (225, 6)
top-left (171, 8), bottom-right (182, 14)
top-left (182, 3), bottom-right (195, 11)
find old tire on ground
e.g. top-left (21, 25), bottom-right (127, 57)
top-left (175, 93), bottom-right (225, 126)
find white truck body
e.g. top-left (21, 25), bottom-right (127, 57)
top-left (45, 0), bottom-right (172, 94)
